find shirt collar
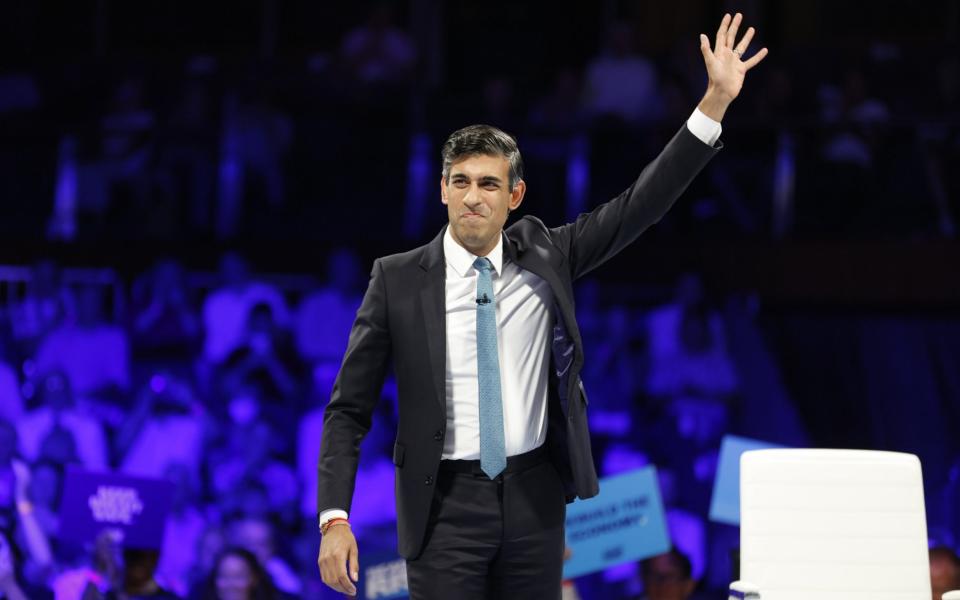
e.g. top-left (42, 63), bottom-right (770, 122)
top-left (443, 226), bottom-right (504, 278)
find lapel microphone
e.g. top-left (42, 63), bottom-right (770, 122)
top-left (476, 293), bottom-right (491, 305)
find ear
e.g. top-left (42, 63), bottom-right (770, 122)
top-left (508, 180), bottom-right (526, 212)
top-left (440, 176), bottom-right (449, 206)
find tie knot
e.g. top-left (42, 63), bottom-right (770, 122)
top-left (473, 257), bottom-right (494, 274)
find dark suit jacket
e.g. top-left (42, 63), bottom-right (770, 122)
top-left (318, 124), bottom-right (721, 559)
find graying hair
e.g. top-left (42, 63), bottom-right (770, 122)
top-left (440, 124), bottom-right (524, 189)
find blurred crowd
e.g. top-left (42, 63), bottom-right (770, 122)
top-left (0, 251), bottom-right (367, 598)
top-left (0, 251), bottom-right (953, 598)
top-left (0, 1), bottom-right (958, 598)
top-left (0, 3), bottom-right (958, 243)
top-left (0, 248), bottom-right (811, 598)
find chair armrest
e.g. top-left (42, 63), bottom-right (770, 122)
top-left (729, 581), bottom-right (761, 599)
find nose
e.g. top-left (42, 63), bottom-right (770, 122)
top-left (463, 185), bottom-right (483, 211)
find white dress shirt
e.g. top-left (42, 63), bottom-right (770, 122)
top-left (440, 228), bottom-right (554, 459)
top-left (319, 108), bottom-right (721, 527)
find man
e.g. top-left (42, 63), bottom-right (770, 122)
top-left (318, 13), bottom-right (767, 599)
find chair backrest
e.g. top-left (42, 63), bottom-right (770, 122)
top-left (739, 449), bottom-right (931, 600)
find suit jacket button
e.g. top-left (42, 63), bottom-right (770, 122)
top-left (433, 430), bottom-right (443, 441)
top-left (424, 475), bottom-right (433, 485)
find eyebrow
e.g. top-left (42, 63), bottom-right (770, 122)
top-left (450, 173), bottom-right (503, 184)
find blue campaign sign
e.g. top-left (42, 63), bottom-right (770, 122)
top-left (59, 468), bottom-right (174, 550)
top-left (360, 552), bottom-right (408, 600)
top-left (562, 466), bottom-right (670, 580)
top-left (708, 434), bottom-right (783, 525)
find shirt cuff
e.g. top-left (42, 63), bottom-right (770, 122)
top-left (319, 509), bottom-right (349, 529)
top-left (686, 108), bottom-right (722, 147)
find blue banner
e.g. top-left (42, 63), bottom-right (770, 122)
top-left (708, 434), bottom-right (784, 525)
top-left (562, 466), bottom-right (670, 579)
top-left (59, 468), bottom-right (173, 549)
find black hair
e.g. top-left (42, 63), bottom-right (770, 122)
top-left (441, 124), bottom-right (524, 189)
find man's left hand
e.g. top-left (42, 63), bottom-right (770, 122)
top-left (697, 12), bottom-right (768, 121)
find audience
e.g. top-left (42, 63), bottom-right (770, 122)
top-left (0, 7), bottom-right (952, 243)
top-left (0, 7), bottom-right (957, 593)
top-left (0, 245), bottom-right (954, 600)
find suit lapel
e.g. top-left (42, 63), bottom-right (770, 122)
top-left (419, 227), bottom-right (447, 414)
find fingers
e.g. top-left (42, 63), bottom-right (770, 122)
top-left (336, 569), bottom-right (357, 596)
top-left (715, 12), bottom-right (767, 67)
top-left (321, 559), bottom-right (356, 595)
top-left (348, 541), bottom-right (359, 583)
top-left (714, 13), bottom-right (730, 53)
top-left (735, 26), bottom-right (755, 56)
top-left (726, 12), bottom-right (743, 49)
top-left (318, 540), bottom-right (358, 596)
top-left (699, 33), bottom-right (712, 61)
top-left (744, 47), bottom-right (769, 70)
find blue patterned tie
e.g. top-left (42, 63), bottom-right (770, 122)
top-left (473, 257), bottom-right (506, 479)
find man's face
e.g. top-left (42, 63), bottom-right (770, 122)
top-left (441, 153), bottom-right (525, 256)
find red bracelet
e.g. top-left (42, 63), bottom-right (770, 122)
top-left (321, 517), bottom-right (350, 535)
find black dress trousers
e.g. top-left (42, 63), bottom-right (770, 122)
top-left (405, 446), bottom-right (567, 600)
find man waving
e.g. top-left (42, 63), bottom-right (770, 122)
top-left (318, 13), bottom-right (767, 599)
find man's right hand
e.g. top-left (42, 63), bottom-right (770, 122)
top-left (318, 524), bottom-right (360, 596)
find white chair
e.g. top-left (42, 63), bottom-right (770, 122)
top-left (729, 449), bottom-right (959, 600)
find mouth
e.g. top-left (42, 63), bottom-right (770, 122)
top-left (461, 212), bottom-right (485, 220)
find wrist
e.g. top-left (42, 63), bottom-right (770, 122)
top-left (698, 86), bottom-right (733, 122)
top-left (320, 517), bottom-right (350, 536)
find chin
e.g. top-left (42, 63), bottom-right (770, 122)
top-left (454, 225), bottom-right (479, 240)
top-left (459, 233), bottom-right (487, 250)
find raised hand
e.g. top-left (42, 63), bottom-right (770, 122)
top-left (697, 12), bottom-right (768, 121)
